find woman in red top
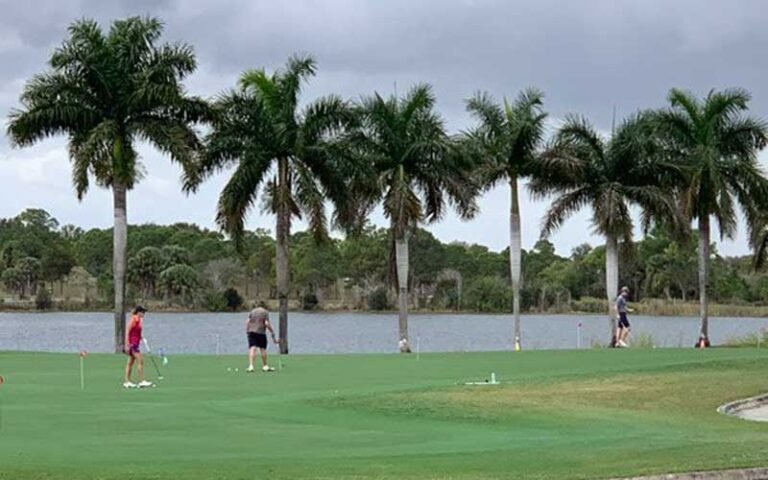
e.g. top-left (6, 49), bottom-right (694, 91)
top-left (123, 306), bottom-right (153, 388)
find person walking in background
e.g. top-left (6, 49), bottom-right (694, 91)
top-left (615, 287), bottom-right (634, 347)
top-left (246, 301), bottom-right (277, 372)
top-left (123, 306), bottom-right (154, 388)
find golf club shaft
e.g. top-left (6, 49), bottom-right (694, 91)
top-left (143, 338), bottom-right (163, 378)
top-left (147, 353), bottom-right (163, 377)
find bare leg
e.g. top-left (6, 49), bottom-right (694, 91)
top-left (248, 347), bottom-right (257, 369)
top-left (260, 348), bottom-right (268, 367)
top-left (124, 356), bottom-right (135, 382)
top-left (135, 352), bottom-right (145, 382)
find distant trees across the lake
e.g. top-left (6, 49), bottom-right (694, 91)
top-left (1, 208), bottom-right (766, 315)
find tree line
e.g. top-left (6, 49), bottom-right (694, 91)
top-left (7, 17), bottom-right (768, 352)
top-left (2, 209), bottom-right (764, 314)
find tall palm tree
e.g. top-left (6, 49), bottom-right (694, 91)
top-left (7, 17), bottom-right (208, 351)
top-left (656, 88), bottom-right (768, 344)
top-left (187, 55), bottom-right (353, 354)
top-left (353, 84), bottom-right (478, 352)
top-left (530, 113), bottom-right (681, 344)
top-left (464, 89), bottom-right (547, 350)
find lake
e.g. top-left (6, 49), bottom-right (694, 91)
top-left (1, 311), bottom-right (767, 354)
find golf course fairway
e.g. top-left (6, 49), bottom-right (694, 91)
top-left (1, 348), bottom-right (767, 479)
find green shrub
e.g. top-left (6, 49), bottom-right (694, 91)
top-left (203, 292), bottom-right (228, 312)
top-left (223, 288), bottom-right (244, 311)
top-left (464, 276), bottom-right (511, 313)
top-left (302, 293), bottom-right (319, 310)
top-left (368, 288), bottom-right (390, 311)
top-left (35, 286), bottom-right (53, 310)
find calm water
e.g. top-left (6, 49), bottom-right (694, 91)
top-left (1, 311), bottom-right (767, 354)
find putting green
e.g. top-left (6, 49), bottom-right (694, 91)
top-left (1, 348), bottom-right (767, 479)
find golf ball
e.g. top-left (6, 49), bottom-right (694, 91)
top-left (235, 368), bottom-right (239, 372)
top-left (227, 368), bottom-right (231, 372)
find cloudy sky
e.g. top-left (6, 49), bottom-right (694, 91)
top-left (1, 0), bottom-right (767, 256)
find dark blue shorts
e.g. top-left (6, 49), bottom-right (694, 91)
top-left (126, 344), bottom-right (140, 356)
top-left (618, 312), bottom-right (630, 329)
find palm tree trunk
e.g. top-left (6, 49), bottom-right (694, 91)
top-left (605, 234), bottom-right (619, 346)
top-left (698, 215), bottom-right (710, 342)
top-left (276, 157), bottom-right (290, 354)
top-left (395, 234), bottom-right (411, 353)
top-left (113, 182), bottom-right (128, 353)
top-left (509, 176), bottom-right (522, 350)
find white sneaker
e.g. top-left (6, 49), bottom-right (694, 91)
top-left (262, 365), bottom-right (275, 372)
top-left (138, 380), bottom-right (154, 388)
top-left (246, 366), bottom-right (255, 373)
top-left (618, 340), bottom-right (628, 348)
top-left (123, 381), bottom-right (137, 389)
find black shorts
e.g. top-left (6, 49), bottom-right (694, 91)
top-left (247, 332), bottom-right (268, 349)
top-left (618, 312), bottom-right (630, 329)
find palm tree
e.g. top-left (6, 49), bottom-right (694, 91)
top-left (530, 113), bottom-right (681, 344)
top-left (656, 88), bottom-right (768, 344)
top-left (7, 17), bottom-right (208, 351)
top-left (187, 55), bottom-right (353, 354)
top-left (464, 89), bottom-right (547, 350)
top-left (353, 84), bottom-right (478, 352)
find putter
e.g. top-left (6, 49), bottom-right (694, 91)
top-left (142, 338), bottom-right (164, 380)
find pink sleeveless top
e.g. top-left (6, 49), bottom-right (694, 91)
top-left (128, 315), bottom-right (142, 346)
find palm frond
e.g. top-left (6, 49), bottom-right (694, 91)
top-left (668, 88), bottom-right (702, 125)
top-left (704, 87), bottom-right (751, 121)
top-left (719, 116), bottom-right (768, 156)
top-left (215, 153), bottom-right (272, 242)
top-left (465, 91), bottom-right (504, 135)
top-left (713, 188), bottom-right (737, 240)
top-left (401, 83), bottom-right (435, 125)
top-left (293, 161), bottom-right (328, 241)
top-left (131, 118), bottom-right (202, 186)
top-left (540, 187), bottom-right (591, 238)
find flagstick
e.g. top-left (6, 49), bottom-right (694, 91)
top-left (80, 356), bottom-right (85, 390)
top-left (576, 323), bottom-right (581, 349)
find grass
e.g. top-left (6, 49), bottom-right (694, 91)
top-left (724, 329), bottom-right (768, 348)
top-left (1, 349), bottom-right (768, 479)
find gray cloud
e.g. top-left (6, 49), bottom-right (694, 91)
top-left (1, 0), bottom-right (767, 256)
